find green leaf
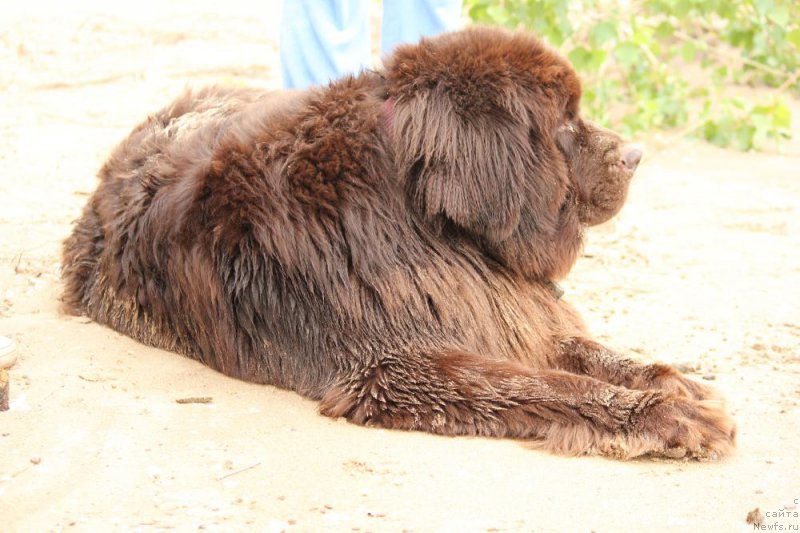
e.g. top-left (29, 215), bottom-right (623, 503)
top-left (590, 21), bottom-right (618, 47)
top-left (704, 121), bottom-right (728, 146)
top-left (752, 112), bottom-right (772, 134)
top-left (754, 0), bottom-right (775, 16)
top-left (734, 124), bottom-right (756, 151)
top-left (680, 41), bottom-right (698, 61)
top-left (485, 5), bottom-right (511, 27)
top-left (674, 0), bottom-right (692, 17)
top-left (787, 29), bottom-right (800, 49)
top-left (772, 103), bottom-right (792, 129)
top-left (767, 5), bottom-right (789, 26)
top-left (589, 50), bottom-right (608, 71)
top-left (654, 21), bottom-right (674, 40)
top-left (568, 47), bottom-right (592, 71)
top-left (467, 4), bottom-right (490, 23)
top-left (727, 28), bottom-right (755, 48)
top-left (614, 42), bottom-right (642, 68)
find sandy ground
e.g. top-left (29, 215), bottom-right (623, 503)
top-left (1, 2), bottom-right (799, 532)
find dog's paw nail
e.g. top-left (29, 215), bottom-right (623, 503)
top-left (662, 446), bottom-right (688, 459)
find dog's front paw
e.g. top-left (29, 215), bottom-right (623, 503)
top-left (635, 397), bottom-right (736, 461)
top-left (634, 363), bottom-right (722, 402)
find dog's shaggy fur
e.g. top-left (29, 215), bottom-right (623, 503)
top-left (62, 27), bottom-right (735, 459)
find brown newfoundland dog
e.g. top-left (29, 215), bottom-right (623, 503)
top-left (62, 27), bottom-right (735, 459)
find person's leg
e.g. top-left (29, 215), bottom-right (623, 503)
top-left (381, 0), bottom-right (462, 54)
top-left (280, 0), bottom-right (372, 89)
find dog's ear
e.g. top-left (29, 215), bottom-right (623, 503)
top-left (390, 94), bottom-right (529, 242)
top-left (385, 29), bottom-right (572, 244)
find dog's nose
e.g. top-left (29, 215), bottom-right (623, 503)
top-left (622, 144), bottom-right (643, 171)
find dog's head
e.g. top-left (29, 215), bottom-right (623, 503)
top-left (384, 27), bottom-right (641, 280)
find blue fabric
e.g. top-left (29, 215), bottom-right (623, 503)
top-left (280, 0), bottom-right (372, 90)
top-left (280, 0), bottom-right (462, 89)
top-left (381, 0), bottom-right (462, 55)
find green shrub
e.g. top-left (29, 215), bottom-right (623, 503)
top-left (465, 0), bottom-right (797, 150)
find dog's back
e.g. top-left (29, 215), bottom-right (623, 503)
top-left (61, 85), bottom-right (316, 376)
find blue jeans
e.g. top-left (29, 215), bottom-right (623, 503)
top-left (280, 0), bottom-right (462, 89)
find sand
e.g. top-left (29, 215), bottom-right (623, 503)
top-left (1, 2), bottom-right (799, 531)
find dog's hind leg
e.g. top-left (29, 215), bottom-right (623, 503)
top-left (320, 349), bottom-right (735, 459)
top-left (61, 199), bottom-right (104, 315)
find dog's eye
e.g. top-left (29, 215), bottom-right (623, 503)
top-left (558, 187), bottom-right (574, 215)
top-left (556, 122), bottom-right (577, 155)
